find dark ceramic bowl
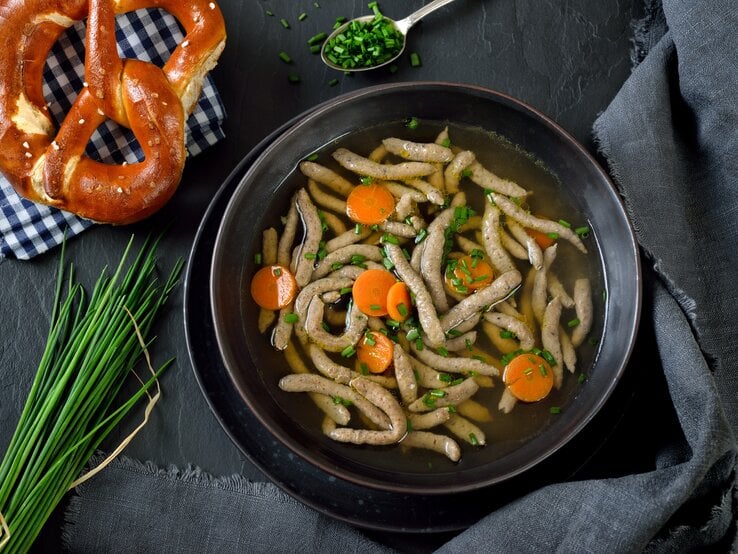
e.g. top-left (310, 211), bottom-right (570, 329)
top-left (210, 82), bottom-right (641, 495)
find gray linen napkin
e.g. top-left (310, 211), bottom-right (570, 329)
top-left (63, 0), bottom-right (738, 551)
top-left (63, 456), bottom-right (392, 554)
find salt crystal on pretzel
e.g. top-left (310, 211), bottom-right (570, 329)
top-left (0, 0), bottom-right (226, 224)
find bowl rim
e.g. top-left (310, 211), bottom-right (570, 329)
top-left (210, 81), bottom-right (643, 495)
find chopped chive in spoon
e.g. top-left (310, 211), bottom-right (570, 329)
top-left (322, 4), bottom-right (405, 70)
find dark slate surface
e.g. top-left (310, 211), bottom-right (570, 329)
top-left (0, 0), bottom-right (643, 548)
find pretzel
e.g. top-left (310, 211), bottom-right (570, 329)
top-left (0, 0), bottom-right (226, 224)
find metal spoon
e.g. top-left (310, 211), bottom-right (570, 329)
top-left (321, 0), bottom-right (458, 72)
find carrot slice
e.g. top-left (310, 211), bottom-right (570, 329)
top-left (526, 228), bottom-right (556, 250)
top-left (445, 255), bottom-right (494, 294)
top-left (357, 331), bottom-right (394, 374)
top-left (352, 268), bottom-right (397, 316)
top-left (386, 281), bottom-right (412, 322)
top-left (250, 265), bottom-right (298, 310)
top-left (503, 353), bottom-right (554, 402)
top-left (346, 182), bottom-right (396, 225)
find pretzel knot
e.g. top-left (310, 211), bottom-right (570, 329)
top-left (0, 0), bottom-right (226, 224)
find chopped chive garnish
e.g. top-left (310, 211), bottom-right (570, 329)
top-left (298, 12), bottom-right (307, 21)
top-left (254, 252), bottom-right (262, 264)
top-left (365, 332), bottom-right (376, 346)
top-left (265, 10), bottom-right (274, 16)
top-left (309, 44), bottom-right (321, 54)
top-left (304, 252), bottom-right (316, 260)
top-left (278, 51), bottom-right (292, 63)
top-left (575, 226), bottom-right (590, 238)
top-left (409, 52), bottom-right (421, 67)
top-left (339, 287), bottom-right (352, 295)
top-left (308, 32), bottom-right (327, 45)
top-left (369, 304), bottom-right (381, 311)
top-left (578, 372), bottom-right (588, 383)
top-left (355, 223), bottom-right (363, 234)
top-left (381, 233), bottom-right (399, 245)
top-left (414, 228), bottom-right (428, 243)
top-left (441, 138), bottom-right (451, 147)
top-left (451, 377), bottom-right (465, 386)
top-left (550, 406), bottom-right (561, 414)
top-left (539, 364), bottom-right (548, 377)
top-left (547, 232), bottom-right (559, 240)
top-left (368, 1), bottom-right (381, 17)
top-left (439, 373), bottom-right (453, 383)
top-left (328, 78), bottom-right (339, 86)
top-left (280, 18), bottom-right (290, 28)
top-left (472, 355), bottom-right (487, 363)
top-left (314, 1), bottom-right (320, 7)
top-left (405, 328), bottom-right (419, 341)
top-left (437, 346), bottom-right (449, 357)
top-left (465, 338), bottom-right (473, 351)
top-left (332, 396), bottom-right (352, 406)
top-left (500, 330), bottom-right (515, 339)
top-left (447, 405), bottom-right (457, 413)
top-left (360, 362), bottom-right (369, 375)
top-left (273, 267), bottom-right (282, 276)
top-left (461, 168), bottom-right (473, 178)
top-left (306, 153), bottom-right (319, 161)
top-left (541, 349), bottom-right (557, 366)
top-left (382, 257), bottom-right (395, 270)
top-left (397, 303), bottom-right (408, 317)
top-left (283, 313), bottom-right (299, 324)
top-left (429, 389), bottom-right (446, 398)
top-left (422, 393), bottom-right (437, 407)
top-left (447, 329), bottom-right (462, 337)
top-left (567, 317), bottom-right (581, 328)
top-left (287, 74), bottom-right (300, 83)
top-left (558, 219), bottom-right (572, 228)
top-left (350, 254), bottom-right (367, 266)
top-left (385, 319), bottom-right (400, 329)
top-left (469, 433), bottom-right (479, 446)
top-left (405, 116), bottom-right (419, 130)
top-left (341, 345), bottom-right (356, 357)
top-left (523, 367), bottom-right (534, 377)
top-left (588, 337), bottom-right (600, 346)
top-left (415, 337), bottom-right (424, 351)
top-left (331, 262), bottom-right (344, 270)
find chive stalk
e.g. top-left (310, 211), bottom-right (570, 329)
top-left (0, 236), bottom-right (181, 552)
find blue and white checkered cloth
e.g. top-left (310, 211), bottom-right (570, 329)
top-left (0, 9), bottom-right (226, 261)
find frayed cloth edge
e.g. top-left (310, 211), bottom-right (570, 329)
top-left (62, 452), bottom-right (304, 552)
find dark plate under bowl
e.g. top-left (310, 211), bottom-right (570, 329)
top-left (210, 82), bottom-right (641, 495)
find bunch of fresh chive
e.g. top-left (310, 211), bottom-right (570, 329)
top-left (323, 2), bottom-right (404, 69)
top-left (0, 236), bottom-right (182, 553)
